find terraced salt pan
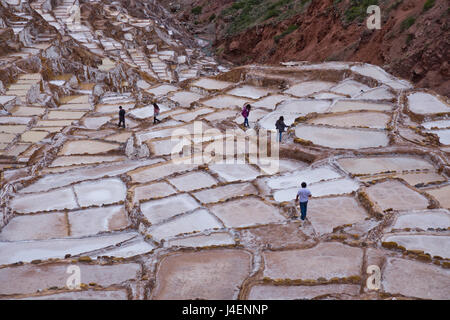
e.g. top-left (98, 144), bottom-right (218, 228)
top-left (209, 163), bottom-right (261, 182)
top-left (137, 122), bottom-right (211, 141)
top-left (266, 166), bottom-right (342, 190)
top-left (145, 84), bottom-right (179, 96)
top-left (60, 95), bottom-right (89, 104)
top-left (263, 242), bottom-right (363, 280)
top-left (390, 210), bottom-right (450, 230)
top-left (73, 178), bottom-right (127, 207)
top-left (152, 249), bottom-right (251, 300)
top-left (58, 140), bottom-right (120, 155)
top-left (149, 209), bottom-right (223, 241)
top-left (392, 172), bottom-right (446, 186)
top-left (0, 116), bottom-right (32, 125)
top-left (0, 262), bottom-right (140, 295)
top-left (354, 86), bottom-right (395, 100)
top-left (10, 106), bottom-right (46, 116)
top-left (21, 131), bottom-right (49, 143)
top-left (49, 155), bottom-right (125, 168)
top-left (209, 197), bottom-right (285, 228)
top-left (140, 193), bottom-right (200, 224)
top-left (193, 182), bottom-right (258, 204)
top-left (276, 99), bottom-right (331, 115)
top-left (337, 156), bottom-right (435, 175)
top-left (129, 105), bottom-right (170, 120)
top-left (422, 119), bottom-right (450, 129)
top-left (90, 237), bottom-right (155, 259)
top-left (82, 117), bottom-right (111, 129)
top-left (227, 85), bottom-right (275, 99)
top-left (47, 111), bottom-right (86, 120)
top-left (331, 100), bottom-right (393, 112)
top-left (168, 171), bottom-right (217, 192)
top-left (425, 185), bottom-right (450, 209)
top-left (295, 125), bottom-right (389, 149)
top-left (68, 205), bottom-right (130, 237)
top-left (104, 132), bottom-right (132, 143)
top-left (147, 138), bottom-right (192, 156)
top-left (202, 95), bottom-right (252, 109)
top-left (407, 92), bottom-right (449, 115)
top-left (36, 120), bottom-right (75, 127)
top-left (191, 78), bottom-right (234, 91)
top-left (201, 109), bottom-right (237, 122)
top-left (20, 159), bottom-right (161, 193)
top-left (132, 182), bottom-right (177, 204)
top-left (308, 196), bottom-right (368, 235)
top-left (128, 160), bottom-right (198, 183)
top-left (273, 178), bottom-right (360, 202)
top-left (168, 232), bottom-right (234, 248)
top-left (307, 112), bottom-right (390, 129)
top-left (284, 81), bottom-right (335, 97)
top-left (0, 212), bottom-right (68, 241)
top-left (95, 103), bottom-right (135, 114)
top-left (0, 125), bottom-right (27, 134)
top-left (329, 80), bottom-right (371, 97)
top-left (0, 232), bottom-right (137, 265)
top-left (252, 94), bottom-right (293, 110)
top-left (382, 258), bottom-right (450, 300)
top-left (172, 108), bottom-right (214, 122)
top-left (19, 290), bottom-right (129, 300)
top-left (428, 129), bottom-right (450, 145)
top-left (366, 180), bottom-right (429, 211)
top-left (10, 187), bottom-right (78, 213)
top-left (32, 127), bottom-right (63, 133)
top-left (0, 132), bottom-right (16, 143)
top-left (169, 91), bottom-right (204, 107)
top-left (248, 284), bottom-right (360, 300)
top-left (351, 64), bottom-right (411, 90)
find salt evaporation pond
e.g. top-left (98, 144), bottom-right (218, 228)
top-left (407, 92), bottom-right (449, 115)
top-left (295, 125), bottom-right (389, 149)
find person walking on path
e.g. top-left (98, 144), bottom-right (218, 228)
top-left (295, 182), bottom-right (312, 221)
top-left (275, 116), bottom-right (288, 142)
top-left (118, 106), bottom-right (126, 128)
top-left (242, 104), bottom-right (251, 128)
top-left (153, 102), bottom-right (161, 124)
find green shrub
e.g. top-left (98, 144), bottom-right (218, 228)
top-left (406, 33), bottom-right (414, 45)
top-left (274, 24), bottom-right (298, 42)
top-left (401, 16), bottom-right (415, 31)
top-left (209, 13), bottom-right (216, 22)
top-left (344, 0), bottom-right (379, 23)
top-left (191, 6), bottom-right (202, 15)
top-left (423, 0), bottom-right (435, 11)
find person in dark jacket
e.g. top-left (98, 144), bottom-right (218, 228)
top-left (118, 106), bottom-right (125, 128)
top-left (275, 116), bottom-right (287, 142)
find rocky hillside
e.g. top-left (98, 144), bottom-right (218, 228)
top-left (160, 0), bottom-right (449, 96)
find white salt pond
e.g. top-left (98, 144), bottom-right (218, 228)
top-left (73, 178), bottom-right (127, 207)
top-left (276, 99), bottom-right (331, 115)
top-left (168, 232), bottom-right (234, 248)
top-left (337, 156), bottom-right (435, 175)
top-left (209, 163), bottom-right (261, 182)
top-left (169, 91), bottom-right (204, 107)
top-left (148, 209), bottom-right (223, 241)
top-left (191, 78), bottom-right (234, 91)
top-left (355, 86), bottom-right (395, 100)
top-left (0, 233), bottom-right (137, 265)
top-left (330, 100), bottom-right (393, 112)
top-left (146, 84), bottom-right (179, 96)
top-left (390, 209), bottom-right (450, 231)
top-left (168, 171), bottom-right (217, 192)
top-left (307, 112), bottom-right (390, 129)
top-left (330, 80), bottom-right (371, 97)
top-left (266, 166), bottom-right (342, 190)
top-left (295, 125), bottom-right (389, 149)
top-left (422, 119), bottom-right (450, 129)
top-left (252, 94), bottom-right (293, 110)
top-left (59, 140), bottom-right (120, 155)
top-left (284, 81), bottom-right (335, 97)
top-left (427, 129), bottom-right (450, 145)
top-left (202, 95), bottom-right (252, 109)
top-left (272, 178), bottom-right (360, 202)
top-left (382, 234), bottom-right (450, 259)
top-left (227, 85), bottom-right (275, 99)
top-left (140, 193), bottom-right (200, 224)
top-left (407, 92), bottom-right (449, 115)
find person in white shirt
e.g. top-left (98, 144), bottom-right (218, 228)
top-left (295, 182), bottom-right (312, 221)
